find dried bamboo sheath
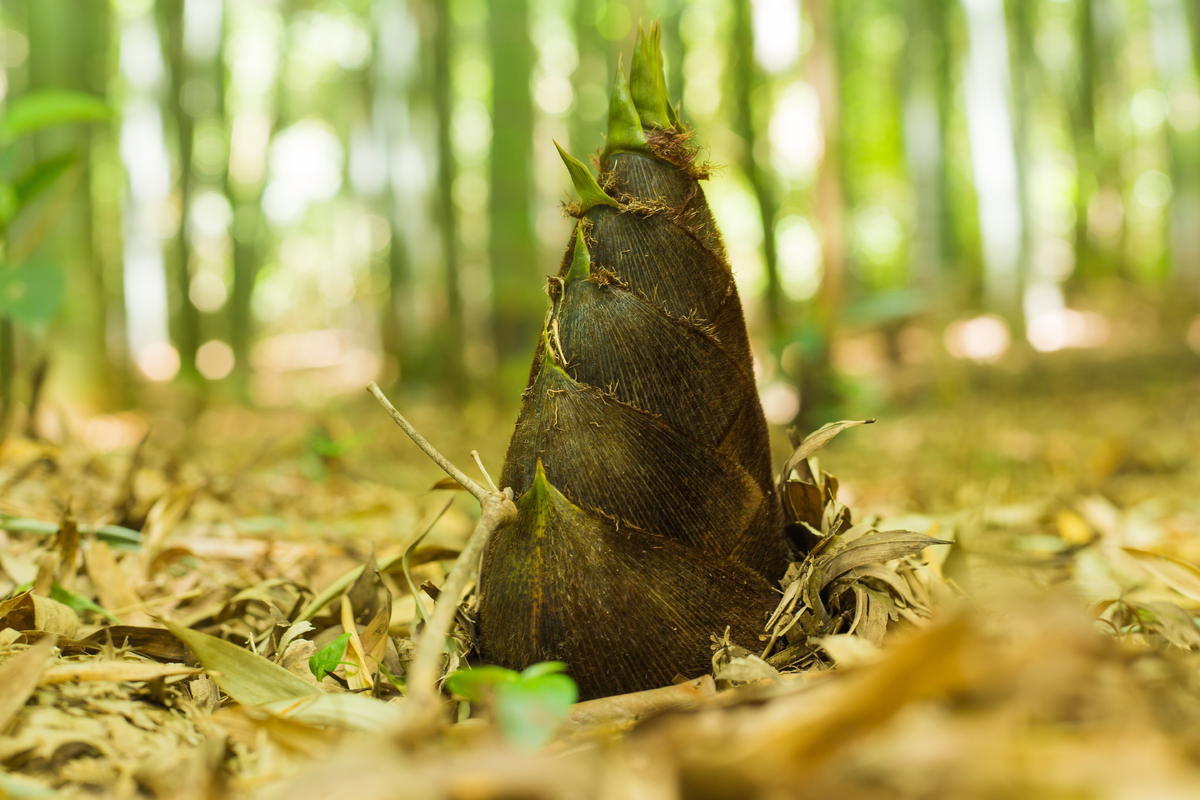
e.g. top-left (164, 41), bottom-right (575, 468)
top-left (479, 24), bottom-right (787, 699)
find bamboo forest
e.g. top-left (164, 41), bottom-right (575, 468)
top-left (1, 0), bottom-right (1200, 798)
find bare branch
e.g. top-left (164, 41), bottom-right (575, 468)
top-left (366, 382), bottom-right (487, 502)
top-left (405, 490), bottom-right (516, 710)
top-left (366, 382), bottom-right (520, 738)
top-left (471, 450), bottom-right (500, 493)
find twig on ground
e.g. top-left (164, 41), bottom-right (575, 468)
top-left (367, 382), bottom-right (488, 502)
top-left (405, 489), bottom-right (515, 700)
top-left (365, 382), bottom-right (518, 732)
top-left (471, 450), bottom-right (500, 493)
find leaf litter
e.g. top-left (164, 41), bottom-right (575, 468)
top-left (1, 374), bottom-right (1200, 798)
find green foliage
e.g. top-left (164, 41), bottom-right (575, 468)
top-left (308, 431), bottom-right (359, 460)
top-left (446, 661), bottom-right (578, 750)
top-left (0, 262), bottom-right (65, 326)
top-left (0, 183), bottom-right (17, 226)
top-left (0, 91), bottom-right (108, 338)
top-left (401, 521), bottom-right (433, 627)
top-left (12, 153), bottom-right (78, 215)
top-left (308, 632), bottom-right (353, 682)
top-left (374, 660), bottom-right (406, 693)
top-left (0, 91), bottom-right (110, 144)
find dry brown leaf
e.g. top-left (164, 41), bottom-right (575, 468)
top-left (84, 540), bottom-right (153, 626)
top-left (780, 419), bottom-right (874, 485)
top-left (54, 507), bottom-right (80, 589)
top-left (811, 634), bottom-right (882, 668)
top-left (189, 674), bottom-right (221, 714)
top-left (340, 595), bottom-right (373, 691)
top-left (783, 480), bottom-right (825, 530)
top-left (1123, 548), bottom-right (1200, 604)
top-left (280, 639), bottom-right (319, 682)
top-left (39, 661), bottom-right (202, 685)
top-left (260, 692), bottom-right (405, 731)
top-left (1057, 509), bottom-right (1095, 546)
top-left (31, 549), bottom-right (54, 596)
top-left (77, 625), bottom-right (191, 662)
top-left (715, 655), bottom-right (781, 685)
top-left (821, 530), bottom-right (950, 587)
top-left (140, 487), bottom-right (196, 579)
top-left (0, 635), bottom-right (57, 732)
top-left (564, 676), bottom-right (716, 732)
top-left (346, 546), bottom-right (382, 625)
top-left (0, 590), bottom-right (80, 637)
top-left (358, 603), bottom-right (391, 685)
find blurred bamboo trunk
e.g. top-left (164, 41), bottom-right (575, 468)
top-left (226, 0), bottom-right (277, 397)
top-left (157, 0), bottom-right (201, 380)
top-left (22, 0), bottom-right (111, 418)
top-left (1007, 0), bottom-right (1034, 317)
top-left (1149, 0), bottom-right (1200, 292)
top-left (572, 0), bottom-right (610, 156)
top-left (934, 0), bottom-right (960, 278)
top-left (373, 0), bottom-right (418, 384)
top-left (1090, 0), bottom-right (1127, 276)
top-left (903, 0), bottom-right (949, 289)
top-left (661, 4), bottom-right (684, 128)
top-left (1072, 0), bottom-right (1099, 281)
top-left (1192, 0), bottom-right (1200, 76)
top-left (800, 0), bottom-right (845, 431)
top-left (432, 0), bottom-right (465, 392)
top-left (489, 0), bottom-right (538, 370)
top-left (731, 0), bottom-right (782, 339)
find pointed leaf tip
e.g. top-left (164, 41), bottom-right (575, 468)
top-left (565, 226), bottom-right (591, 282)
top-left (603, 58), bottom-right (649, 162)
top-left (554, 141), bottom-right (619, 213)
top-left (629, 20), bottom-right (675, 130)
top-left (523, 458), bottom-right (556, 526)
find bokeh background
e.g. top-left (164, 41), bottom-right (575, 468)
top-left (2, 0), bottom-right (1199, 451)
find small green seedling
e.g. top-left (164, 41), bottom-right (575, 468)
top-left (51, 582), bottom-right (121, 624)
top-left (374, 659), bottom-right (406, 694)
top-left (446, 661), bottom-right (578, 750)
top-left (308, 632), bottom-right (354, 682)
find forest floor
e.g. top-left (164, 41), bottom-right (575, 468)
top-left (1, 344), bottom-right (1199, 799)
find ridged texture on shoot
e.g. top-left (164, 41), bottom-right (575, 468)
top-left (479, 22), bottom-right (786, 700)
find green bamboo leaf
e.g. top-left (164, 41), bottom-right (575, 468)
top-left (161, 619), bottom-right (317, 706)
top-left (0, 515), bottom-right (142, 548)
top-left (445, 665), bottom-right (519, 702)
top-left (308, 632), bottom-right (352, 682)
top-left (13, 153), bottom-right (78, 212)
top-left (0, 183), bottom-right (17, 226)
top-left (0, 261), bottom-right (65, 326)
top-left (0, 91), bottom-right (110, 143)
top-left (50, 582), bottom-right (121, 625)
top-left (519, 660), bottom-right (568, 680)
top-left (495, 672), bottom-right (578, 750)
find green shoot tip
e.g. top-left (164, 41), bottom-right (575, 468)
top-left (565, 226), bottom-right (591, 283)
top-left (554, 141), bottom-right (619, 214)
